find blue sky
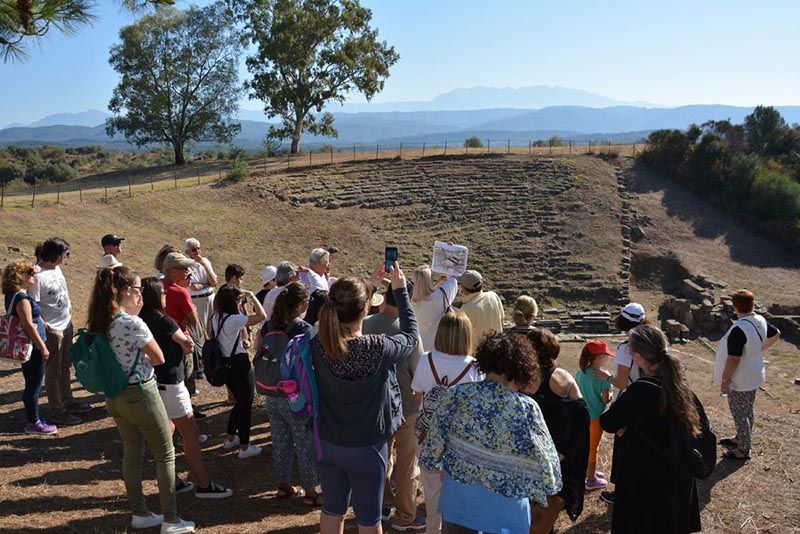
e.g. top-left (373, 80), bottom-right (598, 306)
top-left (1, 0), bottom-right (799, 126)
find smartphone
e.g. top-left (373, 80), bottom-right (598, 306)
top-left (385, 246), bottom-right (398, 272)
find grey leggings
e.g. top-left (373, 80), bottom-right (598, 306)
top-left (727, 389), bottom-right (757, 453)
top-left (265, 395), bottom-right (318, 493)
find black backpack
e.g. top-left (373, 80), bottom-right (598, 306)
top-left (202, 314), bottom-right (240, 387)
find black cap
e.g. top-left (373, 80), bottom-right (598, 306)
top-left (101, 234), bottom-right (124, 247)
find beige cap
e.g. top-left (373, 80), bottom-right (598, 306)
top-left (163, 252), bottom-right (195, 272)
top-left (459, 269), bottom-right (483, 291)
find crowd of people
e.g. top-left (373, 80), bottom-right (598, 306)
top-left (0, 234), bottom-right (782, 534)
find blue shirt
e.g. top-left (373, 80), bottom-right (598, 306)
top-left (5, 291), bottom-right (46, 341)
top-left (438, 473), bottom-right (530, 534)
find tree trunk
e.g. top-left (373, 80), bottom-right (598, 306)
top-left (290, 114), bottom-right (304, 154)
top-left (173, 141), bottom-right (186, 165)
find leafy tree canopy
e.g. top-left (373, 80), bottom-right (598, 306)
top-left (106, 2), bottom-right (242, 165)
top-left (0, 0), bottom-right (173, 62)
top-left (234, 0), bottom-right (399, 153)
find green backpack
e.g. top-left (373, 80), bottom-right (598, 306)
top-left (69, 329), bottom-right (142, 398)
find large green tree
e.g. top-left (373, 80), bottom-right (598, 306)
top-left (744, 105), bottom-right (789, 156)
top-left (106, 2), bottom-right (242, 165)
top-left (236, 0), bottom-right (399, 153)
top-left (0, 0), bottom-right (173, 62)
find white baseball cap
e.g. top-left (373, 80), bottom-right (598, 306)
top-left (97, 254), bottom-right (122, 270)
top-left (620, 302), bottom-right (646, 323)
top-left (260, 265), bottom-right (278, 285)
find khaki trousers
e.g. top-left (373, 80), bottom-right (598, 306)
top-left (44, 323), bottom-right (75, 416)
top-left (385, 415), bottom-right (420, 524)
top-left (105, 379), bottom-right (177, 521)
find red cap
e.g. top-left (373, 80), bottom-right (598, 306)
top-left (585, 339), bottom-right (615, 356)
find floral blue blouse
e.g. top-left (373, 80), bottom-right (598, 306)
top-left (419, 379), bottom-right (562, 506)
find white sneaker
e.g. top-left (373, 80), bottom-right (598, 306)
top-left (197, 433), bottom-right (208, 444)
top-left (222, 436), bottom-right (240, 450)
top-left (237, 444), bottom-right (262, 459)
top-left (160, 518), bottom-right (195, 533)
top-left (132, 512), bottom-right (163, 529)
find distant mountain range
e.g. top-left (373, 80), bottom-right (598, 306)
top-left (2, 104), bottom-right (799, 151)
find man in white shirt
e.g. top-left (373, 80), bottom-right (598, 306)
top-left (458, 270), bottom-right (504, 349)
top-left (33, 238), bottom-right (91, 425)
top-left (100, 234), bottom-right (124, 265)
top-left (299, 248), bottom-right (331, 293)
top-left (184, 238), bottom-right (218, 381)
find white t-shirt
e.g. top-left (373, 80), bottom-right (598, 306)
top-left (108, 313), bottom-right (155, 383)
top-left (210, 313), bottom-right (249, 356)
top-left (411, 277), bottom-right (458, 352)
top-left (611, 341), bottom-right (640, 400)
top-left (30, 265), bottom-right (72, 330)
top-left (262, 285), bottom-right (286, 321)
top-left (301, 269), bottom-right (330, 293)
top-left (411, 350), bottom-right (485, 395)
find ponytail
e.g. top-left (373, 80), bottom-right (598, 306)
top-left (629, 324), bottom-right (701, 436)
top-left (87, 266), bottom-right (137, 335)
top-left (271, 282), bottom-right (309, 331)
top-left (318, 277), bottom-right (368, 361)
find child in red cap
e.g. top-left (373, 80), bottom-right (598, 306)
top-left (576, 339), bottom-right (614, 490)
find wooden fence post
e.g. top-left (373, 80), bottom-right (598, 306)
top-left (128, 176), bottom-right (132, 197)
top-left (376, 145), bottom-right (380, 160)
top-left (56, 184), bottom-right (61, 204)
top-left (150, 173), bottom-right (154, 191)
top-left (309, 151), bottom-right (313, 166)
top-left (219, 168), bottom-right (222, 181)
top-left (444, 141), bottom-right (448, 156)
top-left (105, 183), bottom-right (108, 202)
top-left (330, 146), bottom-right (334, 164)
top-left (31, 183), bottom-right (36, 208)
top-left (422, 143), bottom-right (426, 157)
top-left (528, 140), bottom-right (532, 155)
top-left (569, 140), bottom-right (572, 154)
top-left (399, 142), bottom-right (403, 158)
top-left (79, 182), bottom-right (83, 203)
top-left (174, 170), bottom-right (178, 189)
top-left (507, 140), bottom-right (510, 155)
top-left (353, 144), bottom-right (356, 162)
top-left (487, 139), bottom-right (491, 154)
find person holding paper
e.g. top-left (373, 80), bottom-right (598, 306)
top-left (411, 264), bottom-right (458, 351)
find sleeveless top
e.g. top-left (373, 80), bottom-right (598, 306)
top-left (536, 364), bottom-right (566, 401)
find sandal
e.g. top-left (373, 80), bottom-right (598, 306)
top-left (718, 437), bottom-right (738, 449)
top-left (302, 491), bottom-right (323, 507)
top-left (276, 485), bottom-right (298, 498)
top-left (721, 449), bottom-right (750, 461)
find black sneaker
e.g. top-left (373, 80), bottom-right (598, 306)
top-left (196, 371), bottom-right (205, 380)
top-left (195, 480), bottom-right (233, 499)
top-left (600, 490), bottom-right (615, 504)
top-left (176, 478), bottom-right (194, 494)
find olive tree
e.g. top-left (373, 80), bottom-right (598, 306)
top-left (106, 2), bottom-right (242, 165)
top-left (235, 0), bottom-right (399, 153)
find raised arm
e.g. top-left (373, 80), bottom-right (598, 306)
top-left (382, 263), bottom-right (420, 364)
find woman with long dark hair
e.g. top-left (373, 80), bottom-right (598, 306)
top-left (314, 263), bottom-right (419, 534)
top-left (139, 277), bottom-right (232, 499)
top-left (213, 284), bottom-right (266, 459)
top-left (260, 282), bottom-right (320, 504)
top-left (88, 266), bottom-right (195, 533)
top-left (600, 324), bottom-right (702, 533)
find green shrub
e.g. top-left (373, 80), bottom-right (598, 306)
top-left (747, 170), bottom-right (800, 222)
top-left (464, 136), bottom-right (483, 148)
top-left (228, 146), bottom-right (248, 160)
top-left (639, 129), bottom-right (691, 177)
top-left (0, 162), bottom-right (25, 184)
top-left (24, 161), bottom-right (77, 184)
top-left (227, 157), bottom-right (251, 181)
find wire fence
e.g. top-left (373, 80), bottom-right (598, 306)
top-left (0, 139), bottom-right (645, 209)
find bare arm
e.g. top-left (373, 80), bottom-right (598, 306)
top-left (602, 388), bottom-right (611, 404)
top-left (182, 308), bottom-right (200, 329)
top-left (171, 329), bottom-right (194, 355)
top-left (242, 290), bottom-right (267, 327)
top-left (720, 356), bottom-right (742, 394)
top-left (593, 364), bottom-right (630, 390)
top-left (763, 328), bottom-right (781, 350)
top-left (141, 338), bottom-right (165, 366)
top-left (15, 299), bottom-right (49, 359)
top-left (551, 368), bottom-right (582, 400)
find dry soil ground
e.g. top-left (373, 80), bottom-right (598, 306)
top-left (0, 153), bottom-right (798, 533)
